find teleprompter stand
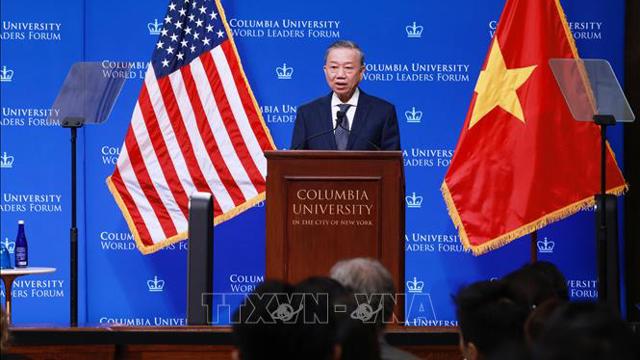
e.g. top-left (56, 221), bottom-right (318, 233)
top-left (550, 59), bottom-right (635, 311)
top-left (593, 114), bottom-right (619, 310)
top-left (50, 62), bottom-right (127, 326)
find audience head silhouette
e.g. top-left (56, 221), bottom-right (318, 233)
top-left (503, 261), bottom-right (569, 310)
top-left (532, 301), bottom-right (640, 360)
top-left (454, 279), bottom-right (529, 360)
top-left (329, 257), bottom-right (397, 330)
top-left (232, 280), bottom-right (297, 360)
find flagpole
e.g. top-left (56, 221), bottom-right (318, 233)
top-left (530, 231), bottom-right (538, 264)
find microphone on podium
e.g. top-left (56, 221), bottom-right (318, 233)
top-left (336, 109), bottom-right (381, 151)
top-left (291, 110), bottom-right (348, 150)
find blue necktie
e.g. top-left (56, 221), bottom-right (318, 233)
top-left (335, 103), bottom-right (351, 150)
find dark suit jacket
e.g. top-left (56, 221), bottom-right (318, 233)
top-left (291, 90), bottom-right (401, 150)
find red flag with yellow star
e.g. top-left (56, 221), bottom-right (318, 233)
top-left (441, 0), bottom-right (626, 255)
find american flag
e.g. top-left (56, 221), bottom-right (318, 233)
top-left (107, 0), bottom-right (275, 254)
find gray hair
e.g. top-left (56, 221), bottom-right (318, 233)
top-left (329, 257), bottom-right (395, 328)
top-left (324, 40), bottom-right (365, 66)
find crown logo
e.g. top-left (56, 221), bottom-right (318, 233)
top-left (0, 152), bottom-right (14, 168)
top-left (405, 22), bottom-right (424, 38)
top-left (406, 277), bottom-right (425, 293)
top-left (147, 275), bottom-right (165, 292)
top-left (537, 237), bottom-right (555, 254)
top-left (2, 237), bottom-right (15, 254)
top-left (405, 192), bottom-right (423, 208)
top-left (148, 19), bottom-right (163, 35)
top-left (0, 66), bottom-right (14, 82)
top-left (276, 63), bottom-right (294, 80)
top-left (405, 107), bottom-right (423, 123)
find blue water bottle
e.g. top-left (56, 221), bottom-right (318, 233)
top-left (15, 220), bottom-right (28, 268)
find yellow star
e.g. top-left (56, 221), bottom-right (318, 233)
top-left (469, 37), bottom-right (537, 129)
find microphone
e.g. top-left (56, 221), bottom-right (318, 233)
top-left (335, 112), bottom-right (381, 151)
top-left (336, 109), bottom-right (347, 124)
top-left (291, 110), bottom-right (346, 150)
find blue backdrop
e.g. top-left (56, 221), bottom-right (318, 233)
top-left (0, 0), bottom-right (626, 326)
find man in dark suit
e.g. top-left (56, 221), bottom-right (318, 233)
top-left (291, 40), bottom-right (401, 151)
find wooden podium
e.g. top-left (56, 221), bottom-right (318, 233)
top-left (265, 150), bottom-right (405, 295)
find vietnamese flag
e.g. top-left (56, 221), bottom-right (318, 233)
top-left (441, 0), bottom-right (626, 255)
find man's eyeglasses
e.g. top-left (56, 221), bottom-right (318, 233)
top-left (325, 65), bottom-right (362, 75)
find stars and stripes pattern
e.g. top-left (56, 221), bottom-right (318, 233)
top-left (107, 0), bottom-right (275, 254)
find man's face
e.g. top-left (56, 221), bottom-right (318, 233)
top-left (323, 47), bottom-right (364, 102)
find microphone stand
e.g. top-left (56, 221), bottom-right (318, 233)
top-left (336, 112), bottom-right (381, 151)
top-left (292, 111), bottom-right (346, 150)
